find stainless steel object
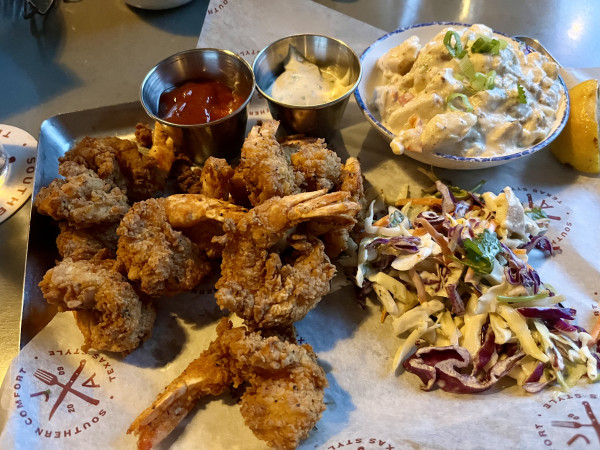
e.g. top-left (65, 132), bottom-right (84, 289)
top-left (24, 0), bottom-right (55, 18)
top-left (514, 35), bottom-right (561, 66)
top-left (140, 48), bottom-right (255, 164)
top-left (22, 102), bottom-right (150, 347)
top-left (253, 34), bottom-right (362, 137)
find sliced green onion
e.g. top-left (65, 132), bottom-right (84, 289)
top-left (485, 70), bottom-right (497, 89)
top-left (446, 93), bottom-right (473, 113)
top-left (454, 73), bottom-right (465, 81)
top-left (517, 83), bottom-right (527, 103)
top-left (471, 72), bottom-right (487, 91)
top-left (467, 70), bottom-right (497, 92)
top-left (470, 35), bottom-right (508, 56)
top-left (444, 30), bottom-right (467, 58)
top-left (459, 56), bottom-right (476, 80)
top-left (497, 291), bottom-right (549, 303)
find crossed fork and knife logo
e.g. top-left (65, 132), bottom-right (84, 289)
top-left (31, 360), bottom-right (100, 421)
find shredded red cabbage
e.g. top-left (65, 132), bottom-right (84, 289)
top-left (453, 200), bottom-right (470, 218)
top-left (552, 318), bottom-right (578, 333)
top-left (416, 210), bottom-right (445, 230)
top-left (516, 307), bottom-right (576, 321)
top-left (518, 235), bottom-right (556, 256)
top-left (435, 180), bottom-right (456, 215)
top-left (468, 191), bottom-right (485, 207)
top-left (472, 325), bottom-right (495, 372)
top-left (365, 236), bottom-right (421, 254)
top-left (523, 363), bottom-right (555, 393)
top-left (403, 345), bottom-right (525, 393)
top-left (502, 243), bottom-right (541, 293)
top-left (445, 283), bottom-right (465, 316)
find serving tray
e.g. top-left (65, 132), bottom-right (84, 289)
top-left (21, 101), bottom-right (151, 347)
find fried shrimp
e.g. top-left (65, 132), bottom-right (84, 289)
top-left (299, 156), bottom-right (365, 257)
top-left (324, 156), bottom-right (365, 256)
top-left (177, 156), bottom-right (235, 200)
top-left (338, 156), bottom-right (365, 205)
top-left (230, 120), bottom-right (299, 206)
top-left (216, 189), bottom-right (361, 328)
top-left (56, 222), bottom-right (119, 261)
top-left (59, 136), bottom-right (129, 188)
top-left (39, 258), bottom-right (155, 353)
top-left (109, 122), bottom-right (177, 201)
top-left (34, 161), bottom-right (130, 227)
top-left (59, 124), bottom-right (179, 201)
top-left (287, 136), bottom-right (342, 191)
top-left (116, 198), bottom-right (212, 297)
top-left (146, 121), bottom-right (178, 174)
top-left (127, 318), bottom-right (327, 450)
top-left (163, 193), bottom-right (246, 228)
top-left (163, 193), bottom-right (248, 258)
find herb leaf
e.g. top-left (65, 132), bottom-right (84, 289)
top-left (470, 36), bottom-right (508, 56)
top-left (517, 84), bottom-right (527, 103)
top-left (458, 229), bottom-right (502, 274)
top-left (525, 207), bottom-right (548, 221)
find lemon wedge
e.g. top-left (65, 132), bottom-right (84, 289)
top-left (551, 79), bottom-right (600, 173)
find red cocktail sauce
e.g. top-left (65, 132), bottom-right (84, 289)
top-left (158, 79), bottom-right (245, 125)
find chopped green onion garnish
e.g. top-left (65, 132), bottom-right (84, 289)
top-left (446, 93), bottom-right (474, 113)
top-left (471, 72), bottom-right (487, 91)
top-left (457, 56), bottom-right (496, 91)
top-left (470, 35), bottom-right (508, 56)
top-left (485, 70), bottom-right (497, 89)
top-left (459, 56), bottom-right (476, 80)
top-left (517, 83), bottom-right (527, 103)
top-left (497, 291), bottom-right (550, 303)
top-left (444, 30), bottom-right (467, 59)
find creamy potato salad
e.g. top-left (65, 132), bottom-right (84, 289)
top-left (374, 24), bottom-right (563, 158)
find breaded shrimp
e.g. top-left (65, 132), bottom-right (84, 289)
top-left (59, 136), bottom-right (129, 188)
top-left (163, 193), bottom-right (247, 258)
top-left (56, 222), bottom-right (119, 261)
top-left (287, 136), bottom-right (342, 191)
top-left (39, 258), bottom-right (155, 353)
top-left (163, 193), bottom-right (246, 228)
top-left (299, 156), bottom-right (365, 257)
top-left (127, 319), bottom-right (327, 450)
top-left (116, 198), bottom-right (212, 297)
top-left (177, 156), bottom-right (234, 200)
top-left (60, 124), bottom-right (179, 201)
top-left (216, 189), bottom-right (360, 328)
top-left (34, 161), bottom-right (130, 227)
top-left (230, 121), bottom-right (299, 206)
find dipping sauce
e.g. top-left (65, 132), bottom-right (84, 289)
top-left (159, 79), bottom-right (246, 125)
top-left (269, 48), bottom-right (352, 106)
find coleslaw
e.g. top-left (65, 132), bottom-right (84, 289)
top-left (355, 178), bottom-right (600, 393)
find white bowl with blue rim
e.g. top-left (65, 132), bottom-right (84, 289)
top-left (355, 22), bottom-right (570, 170)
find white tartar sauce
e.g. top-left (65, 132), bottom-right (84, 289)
top-left (373, 24), bottom-right (564, 158)
top-left (270, 49), bottom-right (351, 106)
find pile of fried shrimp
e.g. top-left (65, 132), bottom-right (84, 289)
top-left (34, 119), bottom-right (365, 449)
